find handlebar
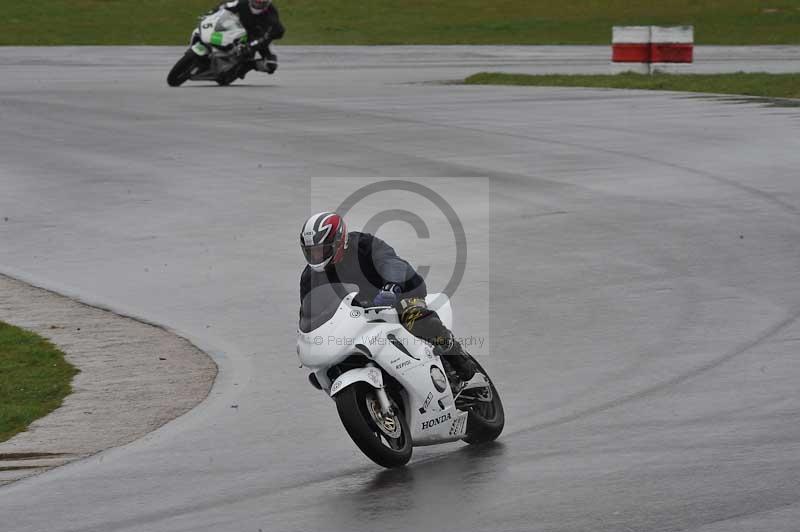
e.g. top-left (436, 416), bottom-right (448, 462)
top-left (350, 297), bottom-right (393, 311)
top-left (234, 35), bottom-right (268, 56)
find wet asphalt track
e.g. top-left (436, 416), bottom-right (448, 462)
top-left (2, 46), bottom-right (800, 531)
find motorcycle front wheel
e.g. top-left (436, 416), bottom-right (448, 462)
top-left (167, 50), bottom-right (202, 87)
top-left (460, 356), bottom-right (505, 444)
top-left (335, 383), bottom-right (412, 468)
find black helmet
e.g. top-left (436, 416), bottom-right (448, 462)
top-left (300, 212), bottom-right (349, 272)
top-left (248, 0), bottom-right (271, 14)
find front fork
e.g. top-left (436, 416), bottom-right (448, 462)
top-left (368, 363), bottom-right (394, 415)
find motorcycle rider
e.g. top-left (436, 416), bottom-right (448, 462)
top-left (299, 212), bottom-right (477, 384)
top-left (211, 0), bottom-right (285, 75)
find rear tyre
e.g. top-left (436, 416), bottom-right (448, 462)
top-left (460, 356), bottom-right (505, 444)
top-left (167, 50), bottom-right (201, 87)
top-left (335, 383), bottom-right (412, 468)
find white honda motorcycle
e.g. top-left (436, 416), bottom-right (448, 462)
top-left (167, 8), bottom-right (269, 87)
top-left (297, 284), bottom-right (504, 468)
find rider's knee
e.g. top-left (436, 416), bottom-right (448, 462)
top-left (398, 297), bottom-right (450, 347)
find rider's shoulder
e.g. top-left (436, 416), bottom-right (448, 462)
top-left (350, 231), bottom-right (379, 249)
top-left (348, 230), bottom-right (367, 245)
top-left (352, 232), bottom-right (395, 253)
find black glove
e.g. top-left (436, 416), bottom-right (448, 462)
top-left (248, 31), bottom-right (270, 51)
top-left (232, 43), bottom-right (246, 57)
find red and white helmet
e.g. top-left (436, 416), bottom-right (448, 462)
top-left (248, 0), bottom-right (272, 14)
top-left (300, 212), bottom-right (349, 272)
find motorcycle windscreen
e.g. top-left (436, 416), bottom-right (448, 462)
top-left (299, 283), bottom-right (358, 333)
top-left (215, 11), bottom-right (244, 33)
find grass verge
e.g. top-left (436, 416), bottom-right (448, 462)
top-left (5, 0), bottom-right (800, 45)
top-left (0, 322), bottom-right (78, 443)
top-left (464, 72), bottom-right (800, 100)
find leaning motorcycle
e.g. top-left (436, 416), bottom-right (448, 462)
top-left (167, 8), bottom-right (268, 87)
top-left (297, 284), bottom-right (504, 468)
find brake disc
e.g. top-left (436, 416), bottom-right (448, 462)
top-left (366, 395), bottom-right (402, 439)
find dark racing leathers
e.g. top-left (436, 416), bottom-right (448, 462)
top-left (214, 1), bottom-right (285, 73)
top-left (300, 232), bottom-right (475, 380)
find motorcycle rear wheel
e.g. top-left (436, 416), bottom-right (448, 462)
top-left (460, 356), bottom-right (505, 444)
top-left (167, 50), bottom-right (201, 87)
top-left (335, 383), bottom-right (412, 468)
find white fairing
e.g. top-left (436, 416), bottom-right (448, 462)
top-left (330, 366), bottom-right (383, 396)
top-left (297, 292), bottom-right (468, 445)
top-left (191, 42), bottom-right (209, 56)
top-left (196, 9), bottom-right (247, 48)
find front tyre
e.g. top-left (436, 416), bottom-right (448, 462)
top-left (167, 50), bottom-right (201, 87)
top-left (460, 357), bottom-right (505, 444)
top-left (335, 383), bottom-right (412, 468)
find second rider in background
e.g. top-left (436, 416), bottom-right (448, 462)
top-left (214, 0), bottom-right (285, 76)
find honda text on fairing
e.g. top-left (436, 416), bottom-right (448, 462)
top-left (167, 6), bottom-right (275, 87)
top-left (297, 284), bottom-right (504, 468)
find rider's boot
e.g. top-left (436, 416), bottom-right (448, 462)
top-left (254, 53), bottom-right (278, 74)
top-left (253, 46), bottom-right (278, 74)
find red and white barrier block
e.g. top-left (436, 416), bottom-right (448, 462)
top-left (611, 26), bottom-right (652, 74)
top-left (612, 26), bottom-right (694, 74)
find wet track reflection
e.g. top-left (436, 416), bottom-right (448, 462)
top-left (2, 47), bottom-right (800, 532)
